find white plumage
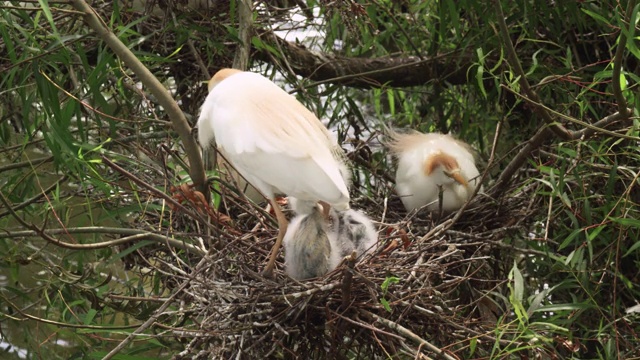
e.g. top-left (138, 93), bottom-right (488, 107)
top-left (388, 130), bottom-right (481, 213)
top-left (198, 69), bottom-right (351, 277)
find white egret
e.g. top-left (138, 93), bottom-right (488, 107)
top-left (198, 69), bottom-right (351, 277)
top-left (388, 130), bottom-right (481, 213)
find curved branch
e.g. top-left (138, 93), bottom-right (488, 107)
top-left (3, 227), bottom-right (206, 255)
top-left (69, 0), bottom-right (207, 196)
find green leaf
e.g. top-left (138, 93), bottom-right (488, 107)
top-left (580, 9), bottom-right (610, 25)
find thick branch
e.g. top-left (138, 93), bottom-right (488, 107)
top-left (257, 34), bottom-right (474, 88)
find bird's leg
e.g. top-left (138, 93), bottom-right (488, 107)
top-left (261, 199), bottom-right (288, 278)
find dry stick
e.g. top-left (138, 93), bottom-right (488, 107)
top-left (102, 256), bottom-right (210, 360)
top-left (365, 310), bottom-right (456, 360)
top-left (503, 87), bottom-right (638, 141)
top-left (493, 0), bottom-right (572, 141)
top-left (69, 0), bottom-right (207, 197)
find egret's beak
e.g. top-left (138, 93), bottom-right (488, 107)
top-left (444, 169), bottom-right (468, 187)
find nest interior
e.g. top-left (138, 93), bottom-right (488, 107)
top-left (157, 155), bottom-right (544, 359)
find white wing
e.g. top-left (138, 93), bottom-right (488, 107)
top-left (198, 72), bottom-right (350, 205)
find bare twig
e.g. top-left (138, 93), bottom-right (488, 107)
top-left (365, 310), bottom-right (456, 360)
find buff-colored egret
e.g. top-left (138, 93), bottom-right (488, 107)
top-left (388, 130), bottom-right (480, 213)
top-left (198, 69), bottom-right (351, 277)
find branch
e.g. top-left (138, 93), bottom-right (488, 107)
top-left (256, 34), bottom-right (475, 88)
top-left (493, 0), bottom-right (573, 140)
top-left (1, 226), bottom-right (206, 255)
top-left (611, 0), bottom-right (636, 119)
top-left (69, 0), bottom-right (208, 197)
top-left (233, 0), bottom-right (253, 71)
top-left (365, 310), bottom-right (457, 360)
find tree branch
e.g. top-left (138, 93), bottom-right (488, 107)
top-left (611, 0), bottom-right (636, 119)
top-left (493, 0), bottom-right (573, 141)
top-left (256, 33), bottom-right (475, 88)
top-left (69, 0), bottom-right (208, 197)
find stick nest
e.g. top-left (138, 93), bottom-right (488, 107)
top-left (161, 162), bottom-right (542, 359)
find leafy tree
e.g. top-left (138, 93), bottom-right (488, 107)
top-left (0, 0), bottom-right (638, 358)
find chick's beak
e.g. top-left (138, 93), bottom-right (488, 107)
top-left (444, 169), bottom-right (469, 187)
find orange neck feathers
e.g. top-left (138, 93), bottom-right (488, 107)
top-left (424, 152), bottom-right (468, 187)
top-left (208, 68), bottom-right (242, 92)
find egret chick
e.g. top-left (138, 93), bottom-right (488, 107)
top-left (329, 209), bottom-right (378, 269)
top-left (388, 130), bottom-right (480, 213)
top-left (283, 206), bottom-right (333, 280)
top-left (198, 69), bottom-right (351, 277)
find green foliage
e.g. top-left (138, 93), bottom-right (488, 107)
top-left (0, 0), bottom-right (639, 358)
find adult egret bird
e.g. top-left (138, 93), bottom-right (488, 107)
top-left (284, 207), bottom-right (378, 280)
top-left (198, 69), bottom-right (351, 277)
top-left (388, 130), bottom-right (481, 213)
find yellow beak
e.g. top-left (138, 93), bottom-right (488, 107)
top-left (444, 169), bottom-right (468, 187)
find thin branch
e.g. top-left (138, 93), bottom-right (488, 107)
top-left (365, 310), bottom-right (457, 360)
top-left (503, 86), bottom-right (638, 140)
top-left (490, 126), bottom-right (551, 195)
top-left (1, 226), bottom-right (206, 255)
top-left (493, 0), bottom-right (573, 140)
top-left (102, 256), bottom-right (210, 360)
top-left (0, 293), bottom-right (142, 329)
top-left (0, 175), bottom-right (66, 218)
top-left (69, 0), bottom-right (207, 197)
top-left (611, 0), bottom-right (636, 119)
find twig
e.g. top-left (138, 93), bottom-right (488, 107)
top-left (365, 310), bottom-right (456, 360)
top-left (0, 225), bottom-right (206, 255)
top-left (102, 256), bottom-right (210, 360)
top-left (503, 87), bottom-right (638, 141)
top-left (0, 175), bottom-right (65, 218)
top-left (0, 293), bottom-right (142, 330)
